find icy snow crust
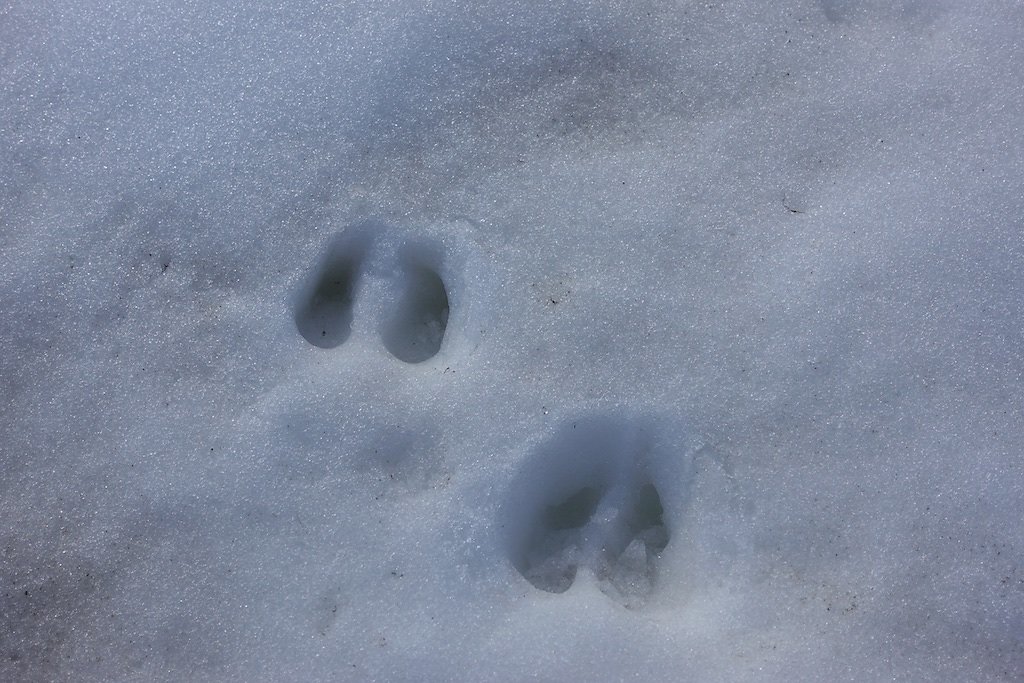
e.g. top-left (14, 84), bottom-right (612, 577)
top-left (2, 0), bottom-right (1023, 681)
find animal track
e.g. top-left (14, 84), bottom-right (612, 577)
top-left (294, 222), bottom-right (482, 363)
top-left (505, 416), bottom-right (673, 608)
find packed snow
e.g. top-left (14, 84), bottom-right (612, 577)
top-left (2, 1), bottom-right (1023, 680)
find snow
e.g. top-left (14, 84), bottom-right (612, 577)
top-left (2, 1), bottom-right (1023, 680)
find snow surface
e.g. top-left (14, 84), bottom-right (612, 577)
top-left (2, 1), bottom-right (1023, 680)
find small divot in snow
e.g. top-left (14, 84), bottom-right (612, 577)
top-left (381, 246), bottom-right (450, 364)
top-left (295, 232), bottom-right (370, 349)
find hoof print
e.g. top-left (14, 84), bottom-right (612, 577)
top-left (294, 219), bottom-right (490, 363)
top-left (506, 416), bottom-right (676, 608)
